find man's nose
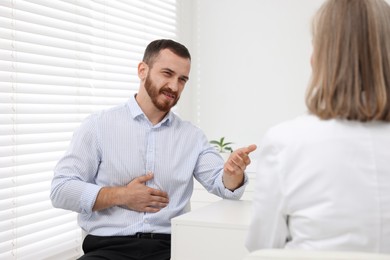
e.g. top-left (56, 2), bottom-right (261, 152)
top-left (167, 78), bottom-right (180, 91)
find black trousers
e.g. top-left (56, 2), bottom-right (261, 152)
top-left (78, 234), bottom-right (171, 260)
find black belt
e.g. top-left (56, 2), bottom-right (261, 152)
top-left (131, 232), bottom-right (171, 241)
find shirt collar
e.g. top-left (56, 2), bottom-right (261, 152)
top-left (127, 94), bottom-right (173, 126)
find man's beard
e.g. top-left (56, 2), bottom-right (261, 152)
top-left (144, 74), bottom-right (179, 112)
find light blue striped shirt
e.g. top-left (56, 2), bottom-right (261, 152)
top-left (51, 95), bottom-right (247, 236)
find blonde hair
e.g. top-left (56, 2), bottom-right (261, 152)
top-left (306, 0), bottom-right (390, 121)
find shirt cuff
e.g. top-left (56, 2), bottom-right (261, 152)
top-left (80, 183), bottom-right (102, 214)
top-left (218, 172), bottom-right (249, 199)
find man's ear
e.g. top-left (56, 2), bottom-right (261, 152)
top-left (138, 62), bottom-right (148, 80)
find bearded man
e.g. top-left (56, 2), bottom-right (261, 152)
top-left (50, 39), bottom-right (256, 260)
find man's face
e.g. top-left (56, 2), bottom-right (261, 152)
top-left (144, 70), bottom-right (178, 112)
top-left (143, 49), bottom-right (190, 112)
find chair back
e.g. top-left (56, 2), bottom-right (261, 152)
top-left (243, 249), bottom-right (390, 260)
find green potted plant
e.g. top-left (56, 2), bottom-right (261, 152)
top-left (210, 137), bottom-right (233, 161)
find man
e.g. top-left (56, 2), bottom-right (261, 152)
top-left (50, 39), bottom-right (256, 260)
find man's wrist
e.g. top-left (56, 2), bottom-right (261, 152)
top-left (222, 174), bottom-right (245, 191)
top-left (93, 186), bottom-right (123, 211)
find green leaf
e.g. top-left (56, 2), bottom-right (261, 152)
top-left (210, 136), bottom-right (234, 153)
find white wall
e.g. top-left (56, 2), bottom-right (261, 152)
top-left (178, 0), bottom-right (325, 156)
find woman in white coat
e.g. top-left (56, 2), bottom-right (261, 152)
top-left (246, 0), bottom-right (390, 253)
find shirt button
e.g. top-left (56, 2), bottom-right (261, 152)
top-left (144, 219), bottom-right (149, 223)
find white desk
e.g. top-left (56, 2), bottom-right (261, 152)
top-left (171, 199), bottom-right (252, 260)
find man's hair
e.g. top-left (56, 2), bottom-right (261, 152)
top-left (306, 0), bottom-right (390, 121)
top-left (142, 39), bottom-right (191, 67)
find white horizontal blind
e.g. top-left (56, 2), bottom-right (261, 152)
top-left (0, 0), bottom-right (178, 259)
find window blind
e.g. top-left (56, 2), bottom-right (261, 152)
top-left (0, 0), bottom-right (178, 259)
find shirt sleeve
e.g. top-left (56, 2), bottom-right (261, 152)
top-left (50, 114), bottom-right (102, 214)
top-left (193, 132), bottom-right (248, 200)
top-left (245, 129), bottom-right (289, 251)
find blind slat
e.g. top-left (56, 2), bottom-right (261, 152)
top-left (0, 190), bottom-right (54, 211)
top-left (0, 82), bottom-right (133, 98)
top-left (0, 151), bottom-right (64, 167)
top-left (0, 45), bottom-right (139, 74)
top-left (0, 209), bottom-right (75, 237)
top-left (0, 142), bottom-right (69, 157)
top-left (0, 38), bottom-right (140, 68)
top-left (0, 72), bottom-right (136, 89)
top-left (0, 162), bottom-right (57, 178)
top-left (0, 60), bottom-right (137, 83)
top-left (0, 93), bottom-right (126, 106)
top-left (21, 237), bottom-right (82, 260)
top-left (0, 133), bottom-right (72, 146)
top-left (1, 223), bottom-right (80, 255)
top-left (0, 26), bottom-right (144, 61)
top-left (0, 104), bottom-right (113, 115)
top-left (0, 180), bottom-right (52, 200)
top-left (0, 114), bottom-right (89, 124)
top-left (0, 173), bottom-right (52, 190)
